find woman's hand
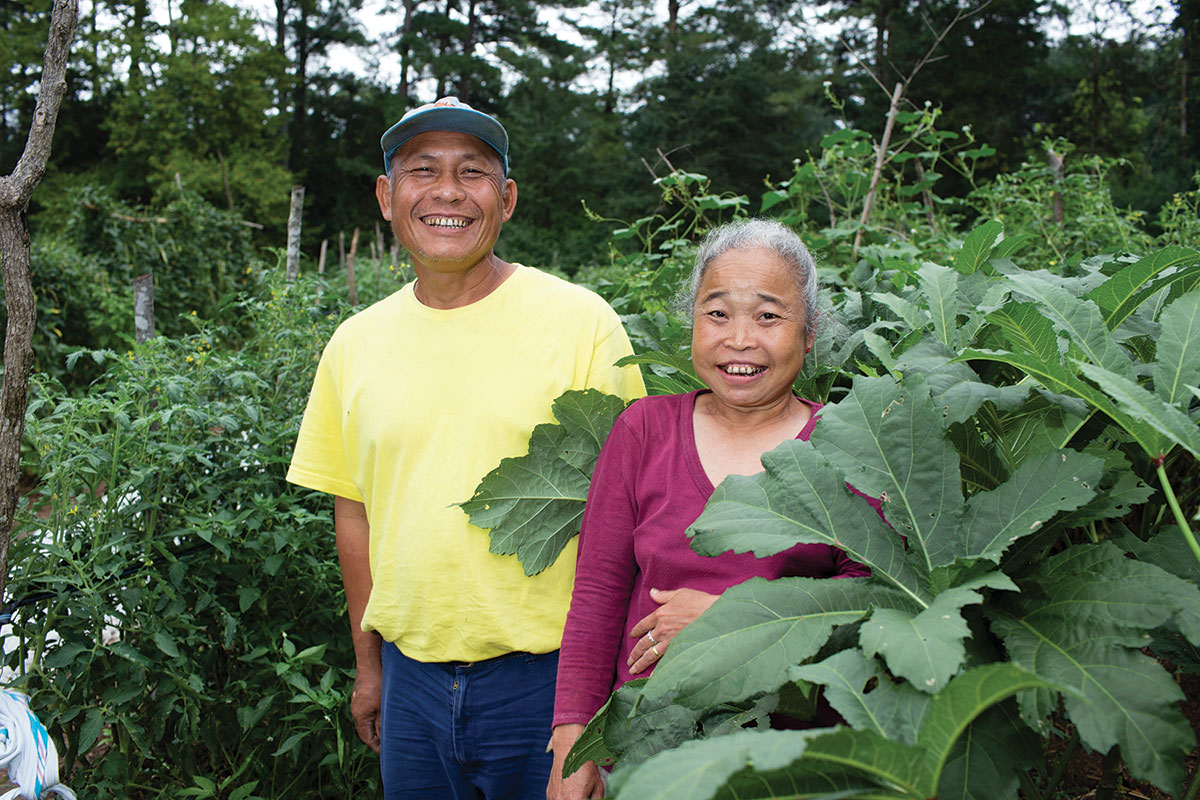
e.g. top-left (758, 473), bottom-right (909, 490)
top-left (627, 588), bottom-right (719, 674)
top-left (547, 724), bottom-right (605, 800)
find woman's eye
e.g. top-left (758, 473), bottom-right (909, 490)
top-left (760, 312), bottom-right (780, 321)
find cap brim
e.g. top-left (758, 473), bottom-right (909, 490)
top-left (380, 107), bottom-right (509, 175)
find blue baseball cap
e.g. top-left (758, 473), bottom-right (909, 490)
top-left (380, 96), bottom-right (509, 176)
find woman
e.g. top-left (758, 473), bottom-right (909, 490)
top-left (547, 219), bottom-right (871, 800)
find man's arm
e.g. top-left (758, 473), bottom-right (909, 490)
top-left (335, 495), bottom-right (383, 753)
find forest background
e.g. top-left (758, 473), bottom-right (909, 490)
top-left (3, 0), bottom-right (1197, 276)
top-left (3, 0), bottom-right (1200, 798)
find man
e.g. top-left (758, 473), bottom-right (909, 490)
top-left (286, 97), bottom-right (645, 798)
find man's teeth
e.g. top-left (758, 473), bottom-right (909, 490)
top-left (425, 216), bottom-right (469, 228)
top-left (722, 364), bottom-right (765, 375)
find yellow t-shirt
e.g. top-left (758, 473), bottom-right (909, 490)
top-left (287, 265), bottom-right (646, 662)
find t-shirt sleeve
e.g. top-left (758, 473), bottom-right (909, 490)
top-left (286, 336), bottom-right (363, 502)
top-left (585, 311), bottom-right (646, 403)
top-left (553, 410), bottom-right (643, 726)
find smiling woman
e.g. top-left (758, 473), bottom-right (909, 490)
top-left (547, 219), bottom-right (874, 800)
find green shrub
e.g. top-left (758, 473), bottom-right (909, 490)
top-left (6, 270), bottom-right (378, 798)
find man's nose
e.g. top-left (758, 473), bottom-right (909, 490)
top-left (431, 172), bottom-right (466, 202)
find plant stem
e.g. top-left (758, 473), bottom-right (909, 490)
top-left (1158, 464), bottom-right (1200, 569)
top-left (1184, 765), bottom-right (1200, 800)
top-left (1043, 729), bottom-right (1081, 797)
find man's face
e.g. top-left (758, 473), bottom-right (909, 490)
top-left (375, 131), bottom-right (517, 276)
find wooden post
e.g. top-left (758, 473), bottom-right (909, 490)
top-left (1047, 148), bottom-right (1065, 225)
top-left (316, 238), bottom-right (328, 306)
top-left (0, 0), bottom-right (78, 599)
top-left (346, 227), bottom-right (360, 305)
top-left (339, 230), bottom-right (346, 272)
top-left (133, 273), bottom-right (155, 342)
top-left (286, 185), bottom-right (305, 281)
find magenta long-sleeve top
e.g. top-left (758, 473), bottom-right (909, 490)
top-left (552, 390), bottom-right (873, 728)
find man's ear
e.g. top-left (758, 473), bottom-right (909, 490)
top-left (375, 174), bottom-right (392, 220)
top-left (500, 178), bottom-right (517, 223)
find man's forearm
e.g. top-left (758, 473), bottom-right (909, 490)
top-left (335, 496), bottom-right (381, 669)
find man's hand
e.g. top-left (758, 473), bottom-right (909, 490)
top-left (351, 661), bottom-right (383, 753)
top-left (547, 724), bottom-right (604, 800)
top-left (627, 587), bottom-right (719, 675)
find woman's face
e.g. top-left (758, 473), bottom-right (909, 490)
top-left (691, 246), bottom-right (810, 413)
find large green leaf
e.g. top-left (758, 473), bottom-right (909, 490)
top-left (583, 678), bottom-right (704, 768)
top-left (858, 574), bottom-right (1015, 693)
top-left (1076, 361), bottom-right (1200, 460)
top-left (641, 577), bottom-right (917, 709)
top-left (916, 665), bottom-right (1061, 796)
top-left (871, 291), bottom-right (930, 333)
top-left (458, 389), bottom-right (626, 575)
top-left (919, 262), bottom-right (961, 350)
top-left (809, 375), bottom-right (963, 573)
top-left (606, 729), bottom-right (897, 800)
top-left (1004, 272), bottom-right (1134, 379)
top-left (937, 702), bottom-right (1042, 800)
top-left (1083, 246), bottom-right (1200, 329)
top-left (944, 448), bottom-right (1103, 564)
top-left (1116, 530), bottom-right (1200, 584)
top-left (993, 543), bottom-right (1200, 792)
top-left (960, 349), bottom-right (1161, 456)
top-left (893, 340), bottom-right (1029, 426)
top-left (689, 438), bottom-right (925, 602)
top-left (791, 649), bottom-right (930, 745)
top-left (954, 220), bottom-right (1005, 275)
top-left (987, 301), bottom-right (1061, 362)
top-left (1152, 289), bottom-right (1200, 408)
top-left (615, 351), bottom-right (706, 396)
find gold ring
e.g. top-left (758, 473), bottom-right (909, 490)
top-left (652, 643), bottom-right (661, 657)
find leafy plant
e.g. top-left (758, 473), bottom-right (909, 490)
top-left (6, 269), bottom-right (379, 798)
top-left (467, 219), bottom-right (1200, 798)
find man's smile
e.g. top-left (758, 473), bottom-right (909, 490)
top-left (421, 215), bottom-right (472, 229)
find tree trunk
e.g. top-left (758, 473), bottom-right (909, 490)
top-left (458, 0), bottom-right (477, 102)
top-left (1183, 19), bottom-right (1190, 167)
top-left (399, 0), bottom-right (417, 103)
top-left (0, 0), bottom-right (78, 600)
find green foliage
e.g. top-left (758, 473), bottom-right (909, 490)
top-left (460, 389), bottom-right (628, 576)
top-left (7, 270), bottom-right (378, 798)
top-left (473, 207), bottom-right (1200, 796)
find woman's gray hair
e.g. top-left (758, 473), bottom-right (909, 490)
top-left (679, 218), bottom-right (819, 336)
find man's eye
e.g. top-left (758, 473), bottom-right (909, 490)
top-left (706, 310), bottom-right (727, 319)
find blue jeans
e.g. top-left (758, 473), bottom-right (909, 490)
top-left (379, 643), bottom-right (558, 799)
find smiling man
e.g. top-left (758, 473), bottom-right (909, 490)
top-left (286, 97), bottom-right (645, 799)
